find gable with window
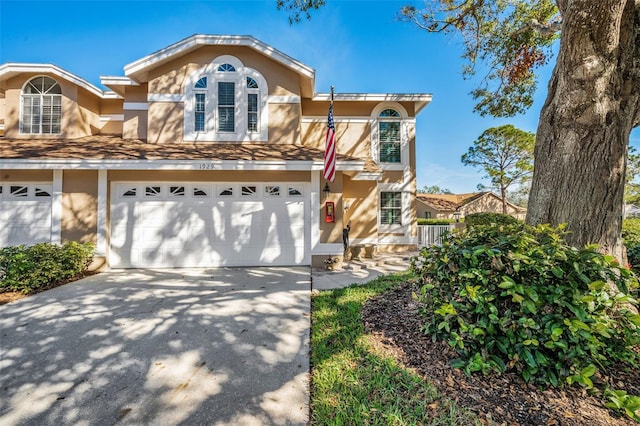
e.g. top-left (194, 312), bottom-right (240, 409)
top-left (184, 55), bottom-right (268, 142)
top-left (21, 76), bottom-right (62, 134)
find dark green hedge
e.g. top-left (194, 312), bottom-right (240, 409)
top-left (0, 242), bottom-right (95, 294)
top-left (417, 218), bottom-right (457, 225)
top-left (464, 212), bottom-right (520, 227)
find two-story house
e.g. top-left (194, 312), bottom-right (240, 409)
top-left (0, 35), bottom-right (431, 269)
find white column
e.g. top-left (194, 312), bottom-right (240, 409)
top-left (51, 170), bottom-right (63, 244)
top-left (96, 170), bottom-right (107, 256)
top-left (310, 170), bottom-right (320, 253)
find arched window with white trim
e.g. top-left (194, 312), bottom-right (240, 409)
top-left (21, 76), bottom-right (62, 134)
top-left (184, 56), bottom-right (268, 142)
top-left (371, 103), bottom-right (409, 169)
top-left (378, 108), bottom-right (401, 163)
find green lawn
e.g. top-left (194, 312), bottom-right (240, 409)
top-left (310, 271), bottom-right (480, 425)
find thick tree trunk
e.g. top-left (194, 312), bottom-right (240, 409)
top-left (527, 0), bottom-right (640, 261)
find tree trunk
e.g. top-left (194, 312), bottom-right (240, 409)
top-left (527, 0), bottom-right (640, 262)
top-left (501, 185), bottom-right (508, 214)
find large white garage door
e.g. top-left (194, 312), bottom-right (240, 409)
top-left (0, 183), bottom-right (53, 247)
top-left (110, 182), bottom-right (309, 268)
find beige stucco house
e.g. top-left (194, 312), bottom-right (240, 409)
top-left (416, 192), bottom-right (526, 221)
top-left (0, 35), bottom-right (431, 269)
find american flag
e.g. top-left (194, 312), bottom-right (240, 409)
top-left (323, 104), bottom-right (336, 182)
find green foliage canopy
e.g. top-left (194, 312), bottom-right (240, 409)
top-left (418, 185), bottom-right (453, 194)
top-left (399, 0), bottom-right (559, 117)
top-left (461, 125), bottom-right (534, 212)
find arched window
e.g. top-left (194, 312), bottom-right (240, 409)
top-left (21, 76), bottom-right (62, 134)
top-left (184, 55), bottom-right (268, 142)
top-left (378, 108), bottom-right (401, 163)
top-left (217, 63), bottom-right (236, 72)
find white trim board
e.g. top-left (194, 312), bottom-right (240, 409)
top-left (0, 63), bottom-right (120, 99)
top-left (0, 159), bottom-right (366, 171)
top-left (124, 35), bottom-right (315, 80)
top-left (123, 102), bottom-right (148, 111)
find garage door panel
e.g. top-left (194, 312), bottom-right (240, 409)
top-left (0, 185), bottom-right (53, 247)
top-left (110, 182), bottom-right (308, 268)
top-left (136, 203), bottom-right (166, 225)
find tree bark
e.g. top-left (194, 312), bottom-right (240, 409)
top-left (501, 185), bottom-right (508, 214)
top-left (527, 0), bottom-right (640, 261)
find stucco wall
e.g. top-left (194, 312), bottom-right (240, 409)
top-left (0, 170), bottom-right (53, 181)
top-left (62, 170), bottom-right (98, 244)
top-left (343, 176), bottom-right (377, 240)
top-left (123, 84), bottom-right (149, 140)
top-left (2, 73), bottom-right (104, 139)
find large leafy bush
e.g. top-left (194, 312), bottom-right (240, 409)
top-left (412, 222), bottom-right (640, 389)
top-left (0, 242), bottom-right (94, 294)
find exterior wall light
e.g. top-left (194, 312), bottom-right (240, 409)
top-left (323, 182), bottom-right (331, 199)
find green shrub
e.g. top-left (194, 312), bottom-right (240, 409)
top-left (411, 222), bottom-right (639, 389)
top-left (464, 212), bottom-right (520, 227)
top-left (623, 218), bottom-right (640, 273)
top-left (0, 242), bottom-right (94, 294)
top-left (417, 218), bottom-right (457, 225)
top-left (622, 218), bottom-right (640, 248)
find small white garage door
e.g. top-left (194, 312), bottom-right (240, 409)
top-left (0, 183), bottom-right (53, 247)
top-left (110, 182), bottom-right (309, 268)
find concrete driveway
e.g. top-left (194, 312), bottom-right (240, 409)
top-left (0, 267), bottom-right (310, 425)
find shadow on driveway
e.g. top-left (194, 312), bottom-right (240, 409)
top-left (0, 267), bottom-right (310, 425)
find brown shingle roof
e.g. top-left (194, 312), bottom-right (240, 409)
top-left (0, 135), bottom-right (372, 168)
top-left (416, 192), bottom-right (491, 211)
top-left (417, 192), bottom-right (526, 212)
top-left (416, 195), bottom-right (458, 211)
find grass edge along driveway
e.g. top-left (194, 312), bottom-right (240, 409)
top-left (309, 271), bottom-right (479, 425)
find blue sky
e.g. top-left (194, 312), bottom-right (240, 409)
top-left (2, 0), bottom-right (638, 193)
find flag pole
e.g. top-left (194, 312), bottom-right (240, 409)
top-left (323, 86), bottom-right (337, 183)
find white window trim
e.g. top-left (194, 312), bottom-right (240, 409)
top-left (370, 102), bottom-right (410, 171)
top-left (183, 55), bottom-right (268, 142)
top-left (377, 182), bottom-right (411, 235)
top-left (19, 76), bottom-right (63, 135)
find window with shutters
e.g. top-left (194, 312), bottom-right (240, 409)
top-left (21, 76), bottom-right (62, 134)
top-left (378, 109), bottom-right (401, 163)
top-left (371, 103), bottom-right (409, 170)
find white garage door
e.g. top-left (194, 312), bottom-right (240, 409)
top-left (0, 183), bottom-right (53, 247)
top-left (110, 182), bottom-right (309, 268)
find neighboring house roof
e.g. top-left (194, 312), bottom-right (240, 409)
top-left (416, 195), bottom-right (459, 211)
top-left (625, 204), bottom-right (640, 216)
top-left (416, 192), bottom-right (525, 212)
top-left (0, 135), bottom-right (377, 172)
